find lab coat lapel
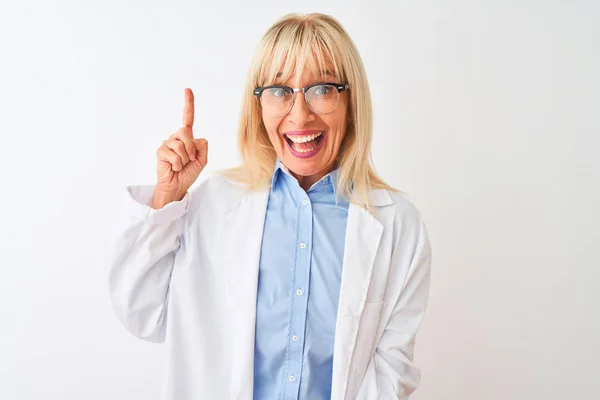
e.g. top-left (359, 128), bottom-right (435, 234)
top-left (331, 200), bottom-right (385, 400)
top-left (222, 188), bottom-right (269, 400)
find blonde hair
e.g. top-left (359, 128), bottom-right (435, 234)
top-left (221, 12), bottom-right (397, 207)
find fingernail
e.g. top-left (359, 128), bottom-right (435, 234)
top-left (190, 152), bottom-right (196, 161)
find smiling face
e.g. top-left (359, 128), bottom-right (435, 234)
top-left (261, 66), bottom-right (349, 189)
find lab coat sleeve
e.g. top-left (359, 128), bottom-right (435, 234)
top-left (371, 222), bottom-right (432, 399)
top-left (108, 184), bottom-right (191, 343)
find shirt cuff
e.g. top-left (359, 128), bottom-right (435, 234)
top-left (124, 185), bottom-right (190, 224)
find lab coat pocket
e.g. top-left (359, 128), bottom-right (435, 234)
top-left (351, 301), bottom-right (384, 382)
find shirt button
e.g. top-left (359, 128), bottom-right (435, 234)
top-left (302, 199), bottom-right (308, 206)
top-left (289, 375), bottom-right (296, 382)
top-left (292, 335), bottom-right (299, 342)
top-left (296, 289), bottom-right (303, 296)
top-left (299, 242), bottom-right (306, 249)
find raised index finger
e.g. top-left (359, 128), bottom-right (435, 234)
top-left (183, 88), bottom-right (194, 129)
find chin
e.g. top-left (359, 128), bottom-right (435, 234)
top-left (284, 157), bottom-right (326, 177)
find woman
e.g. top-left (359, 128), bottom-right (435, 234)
top-left (109, 12), bottom-right (432, 400)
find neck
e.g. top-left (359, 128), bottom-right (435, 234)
top-left (290, 166), bottom-right (334, 191)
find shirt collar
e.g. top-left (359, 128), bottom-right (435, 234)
top-left (271, 159), bottom-right (340, 197)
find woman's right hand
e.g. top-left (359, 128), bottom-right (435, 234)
top-left (152, 88), bottom-right (208, 209)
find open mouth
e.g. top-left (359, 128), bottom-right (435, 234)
top-left (284, 131), bottom-right (325, 156)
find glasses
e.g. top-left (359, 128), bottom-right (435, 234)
top-left (253, 82), bottom-right (349, 117)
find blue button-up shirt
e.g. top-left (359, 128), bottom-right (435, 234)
top-left (253, 160), bottom-right (350, 400)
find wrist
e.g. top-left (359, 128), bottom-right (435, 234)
top-left (151, 189), bottom-right (185, 209)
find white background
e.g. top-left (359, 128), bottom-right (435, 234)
top-left (1, 0), bottom-right (598, 399)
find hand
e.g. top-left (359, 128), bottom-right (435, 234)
top-left (153, 88), bottom-right (208, 208)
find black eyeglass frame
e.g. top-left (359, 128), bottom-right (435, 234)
top-left (253, 82), bottom-right (349, 97)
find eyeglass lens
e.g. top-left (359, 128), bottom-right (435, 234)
top-left (260, 84), bottom-right (340, 116)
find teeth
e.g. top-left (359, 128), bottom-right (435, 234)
top-left (294, 144), bottom-right (318, 153)
top-left (285, 132), bottom-right (322, 143)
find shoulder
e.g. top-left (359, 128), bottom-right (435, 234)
top-left (373, 188), bottom-right (430, 248)
top-left (186, 172), bottom-right (247, 215)
top-left (370, 188), bottom-right (426, 225)
top-left (192, 172), bottom-right (245, 196)
top-left (388, 190), bottom-right (425, 224)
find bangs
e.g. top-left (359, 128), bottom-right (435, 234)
top-left (256, 20), bottom-right (347, 87)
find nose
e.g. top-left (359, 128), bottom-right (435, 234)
top-left (287, 92), bottom-right (315, 126)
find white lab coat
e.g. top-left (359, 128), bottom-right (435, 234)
top-left (108, 173), bottom-right (432, 400)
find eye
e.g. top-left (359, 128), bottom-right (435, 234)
top-left (313, 84), bottom-right (334, 96)
top-left (267, 87), bottom-right (291, 100)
